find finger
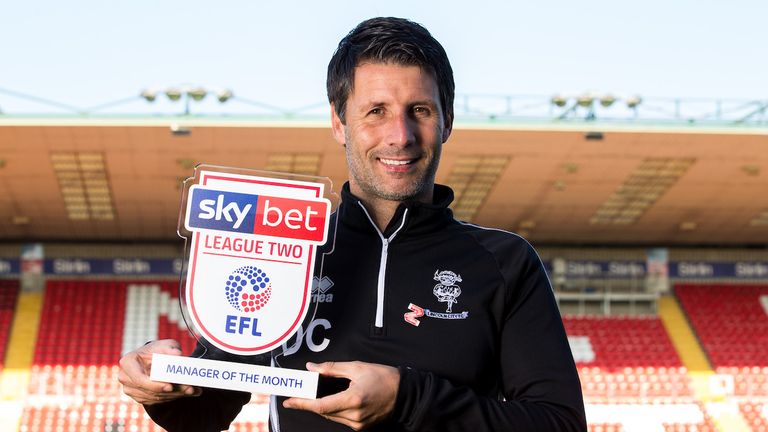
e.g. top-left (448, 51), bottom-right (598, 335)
top-left (284, 394), bottom-right (367, 431)
top-left (119, 351), bottom-right (176, 393)
top-left (124, 385), bottom-right (175, 404)
top-left (176, 384), bottom-right (203, 396)
top-left (126, 387), bottom-right (201, 405)
top-left (125, 388), bottom-right (166, 405)
top-left (118, 356), bottom-right (171, 394)
top-left (159, 387), bottom-right (202, 399)
top-left (282, 396), bottom-right (318, 412)
top-left (124, 381), bottom-right (202, 403)
top-left (120, 340), bottom-right (187, 393)
top-left (305, 361), bottom-right (360, 379)
top-left (120, 370), bottom-right (172, 394)
top-left (283, 389), bottom-right (351, 415)
top-left (142, 339), bottom-right (183, 356)
top-left (319, 413), bottom-right (364, 431)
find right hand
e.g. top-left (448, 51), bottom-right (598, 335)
top-left (118, 339), bottom-right (202, 405)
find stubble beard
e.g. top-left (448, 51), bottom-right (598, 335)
top-left (345, 138), bottom-right (441, 203)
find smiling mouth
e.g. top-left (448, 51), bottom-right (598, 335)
top-left (379, 158), bottom-right (415, 166)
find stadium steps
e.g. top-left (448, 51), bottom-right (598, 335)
top-left (659, 295), bottom-right (754, 431)
top-left (0, 291), bottom-right (43, 432)
top-left (657, 295), bottom-right (715, 400)
top-left (658, 295), bottom-right (711, 373)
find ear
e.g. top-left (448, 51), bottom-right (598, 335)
top-left (330, 104), bottom-right (346, 146)
top-left (441, 112), bottom-right (454, 143)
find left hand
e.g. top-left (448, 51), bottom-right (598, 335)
top-left (283, 361), bottom-right (400, 431)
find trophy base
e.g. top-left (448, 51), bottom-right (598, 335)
top-left (150, 353), bottom-right (318, 399)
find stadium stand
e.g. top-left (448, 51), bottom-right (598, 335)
top-left (564, 316), bottom-right (691, 398)
top-left (675, 284), bottom-right (768, 371)
top-left (4, 261), bottom-right (767, 431)
top-left (121, 281), bottom-right (197, 357)
top-left (563, 315), bottom-right (723, 431)
top-left (676, 283), bottom-right (768, 403)
top-left (17, 280), bottom-right (268, 432)
top-left (565, 316), bottom-right (683, 368)
top-left (585, 401), bottom-right (718, 431)
top-left (0, 280), bottom-right (19, 370)
top-left (739, 402), bottom-right (768, 432)
top-left (35, 281), bottom-right (125, 366)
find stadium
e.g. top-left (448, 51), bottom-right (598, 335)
top-left (0, 90), bottom-right (766, 431)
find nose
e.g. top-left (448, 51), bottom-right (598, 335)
top-left (386, 112), bottom-right (415, 147)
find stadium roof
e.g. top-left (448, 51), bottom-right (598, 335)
top-left (0, 116), bottom-right (766, 245)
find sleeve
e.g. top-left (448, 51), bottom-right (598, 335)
top-left (393, 239), bottom-right (587, 431)
top-left (144, 342), bottom-right (269, 432)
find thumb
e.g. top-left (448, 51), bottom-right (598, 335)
top-left (143, 339), bottom-right (183, 356)
top-left (306, 361), bottom-right (359, 379)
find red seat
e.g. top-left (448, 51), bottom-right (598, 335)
top-left (676, 283), bottom-right (768, 396)
top-left (0, 279), bottom-right (20, 370)
top-left (563, 315), bottom-right (693, 399)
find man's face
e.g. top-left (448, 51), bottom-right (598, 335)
top-left (331, 62), bottom-right (452, 205)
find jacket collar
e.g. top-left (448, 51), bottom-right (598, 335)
top-left (338, 182), bottom-right (455, 238)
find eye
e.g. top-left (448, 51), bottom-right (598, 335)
top-left (413, 106), bottom-right (431, 116)
top-left (368, 107), bottom-right (383, 115)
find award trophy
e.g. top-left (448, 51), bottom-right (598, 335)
top-left (150, 164), bottom-right (338, 399)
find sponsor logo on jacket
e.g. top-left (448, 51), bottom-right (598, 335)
top-left (312, 276), bottom-right (334, 303)
top-left (404, 269), bottom-right (469, 326)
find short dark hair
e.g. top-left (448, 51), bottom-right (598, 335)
top-left (327, 17), bottom-right (455, 124)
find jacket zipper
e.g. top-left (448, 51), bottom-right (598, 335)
top-left (357, 202), bottom-right (408, 330)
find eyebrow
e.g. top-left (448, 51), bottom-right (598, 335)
top-left (361, 99), bottom-right (439, 109)
top-left (410, 99), bottom-right (439, 108)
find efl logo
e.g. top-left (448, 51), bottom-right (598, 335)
top-left (186, 186), bottom-right (329, 242)
top-left (224, 265), bottom-right (273, 338)
top-left (224, 265), bottom-right (272, 314)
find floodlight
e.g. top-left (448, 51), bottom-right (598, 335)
top-left (217, 89), bottom-right (233, 103)
top-left (551, 95), bottom-right (568, 107)
top-left (576, 94), bottom-right (594, 108)
top-left (165, 88), bottom-right (182, 101)
top-left (140, 89), bottom-right (157, 102)
top-left (626, 95), bottom-right (642, 108)
top-left (187, 87), bottom-right (207, 101)
top-left (599, 94), bottom-right (616, 107)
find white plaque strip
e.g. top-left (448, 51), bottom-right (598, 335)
top-left (150, 353), bottom-right (318, 399)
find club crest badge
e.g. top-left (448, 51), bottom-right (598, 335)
top-left (433, 270), bottom-right (462, 312)
top-left (404, 269), bottom-right (469, 327)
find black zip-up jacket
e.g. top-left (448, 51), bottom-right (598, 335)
top-left (146, 183), bottom-right (586, 431)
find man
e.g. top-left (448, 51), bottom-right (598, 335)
top-left (119, 17), bottom-right (587, 431)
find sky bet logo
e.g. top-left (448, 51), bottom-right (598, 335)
top-left (186, 185), bottom-right (329, 242)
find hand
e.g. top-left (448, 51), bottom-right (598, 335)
top-left (283, 361), bottom-right (400, 431)
top-left (118, 339), bottom-right (202, 406)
